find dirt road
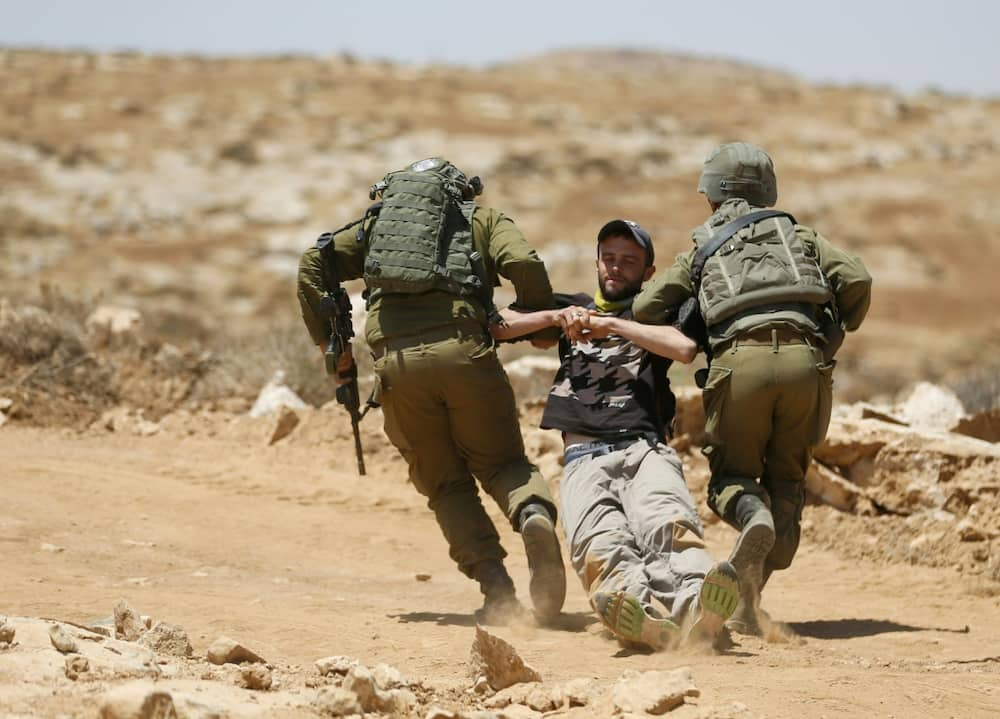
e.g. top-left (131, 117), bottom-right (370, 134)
top-left (2, 419), bottom-right (998, 717)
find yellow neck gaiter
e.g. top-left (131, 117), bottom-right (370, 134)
top-left (593, 287), bottom-right (634, 314)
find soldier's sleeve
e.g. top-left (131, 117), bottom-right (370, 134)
top-left (296, 222), bottom-right (368, 345)
top-left (805, 228), bottom-right (873, 332)
top-left (476, 207), bottom-right (555, 310)
top-left (632, 249), bottom-right (696, 324)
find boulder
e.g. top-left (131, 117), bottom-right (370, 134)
top-left (805, 461), bottom-right (872, 513)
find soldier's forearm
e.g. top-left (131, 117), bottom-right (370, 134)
top-left (490, 307), bottom-right (558, 341)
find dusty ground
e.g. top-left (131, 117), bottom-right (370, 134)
top-left (3, 416), bottom-right (998, 718)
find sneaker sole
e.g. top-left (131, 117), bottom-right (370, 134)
top-left (594, 590), bottom-right (679, 650)
top-left (683, 561), bottom-right (740, 647)
top-left (521, 514), bottom-right (567, 621)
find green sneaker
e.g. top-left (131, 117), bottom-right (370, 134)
top-left (593, 590), bottom-right (679, 650)
top-left (682, 561), bottom-right (740, 648)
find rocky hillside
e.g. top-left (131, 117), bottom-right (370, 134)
top-left (2, 48), bottom-right (999, 410)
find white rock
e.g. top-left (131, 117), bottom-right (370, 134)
top-left (895, 382), bottom-right (966, 433)
top-left (85, 305), bottom-right (142, 345)
top-left (611, 667), bottom-right (699, 715)
top-left (315, 654), bottom-right (359, 676)
top-left (249, 370), bottom-right (309, 417)
top-left (47, 624), bottom-right (78, 654)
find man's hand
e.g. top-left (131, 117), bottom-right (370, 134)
top-left (554, 306), bottom-right (591, 342)
top-left (582, 312), bottom-right (616, 340)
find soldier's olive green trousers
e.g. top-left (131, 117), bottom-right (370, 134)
top-left (373, 331), bottom-right (556, 577)
top-left (702, 340), bottom-right (834, 575)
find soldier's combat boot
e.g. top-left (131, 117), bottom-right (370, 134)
top-left (518, 503), bottom-right (567, 623)
top-left (472, 559), bottom-right (523, 626)
top-left (726, 494), bottom-right (775, 636)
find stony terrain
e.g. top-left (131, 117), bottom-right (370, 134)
top-left (1, 48), bottom-right (999, 717)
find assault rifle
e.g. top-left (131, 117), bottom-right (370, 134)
top-left (320, 288), bottom-right (370, 476)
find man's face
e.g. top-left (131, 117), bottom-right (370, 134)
top-left (596, 235), bottom-right (654, 301)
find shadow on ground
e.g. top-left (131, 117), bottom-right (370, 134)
top-left (390, 610), bottom-right (598, 632)
top-left (788, 618), bottom-right (971, 640)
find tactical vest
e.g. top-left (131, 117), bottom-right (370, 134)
top-left (362, 164), bottom-right (490, 308)
top-left (695, 212), bottom-right (832, 328)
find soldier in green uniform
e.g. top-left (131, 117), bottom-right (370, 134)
top-left (297, 158), bottom-right (566, 624)
top-left (632, 143), bottom-right (872, 634)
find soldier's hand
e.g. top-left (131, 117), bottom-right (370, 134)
top-left (584, 313), bottom-right (614, 339)
top-left (334, 344), bottom-right (354, 385)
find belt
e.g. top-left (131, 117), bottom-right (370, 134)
top-left (716, 327), bottom-right (811, 354)
top-left (563, 436), bottom-right (644, 465)
top-left (370, 323), bottom-right (486, 359)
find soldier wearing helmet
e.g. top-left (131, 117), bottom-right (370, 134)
top-left (633, 142), bottom-right (872, 635)
top-left (297, 158), bottom-right (566, 626)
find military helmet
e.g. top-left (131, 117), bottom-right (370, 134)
top-left (697, 142), bottom-right (777, 207)
top-left (370, 157), bottom-right (484, 200)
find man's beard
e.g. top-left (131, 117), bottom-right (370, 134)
top-left (600, 275), bottom-right (642, 301)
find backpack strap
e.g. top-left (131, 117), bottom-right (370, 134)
top-left (673, 210), bottom-right (795, 370)
top-left (689, 210), bottom-right (796, 292)
top-left (355, 202), bottom-right (383, 244)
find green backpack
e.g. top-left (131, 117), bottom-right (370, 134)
top-left (696, 210), bottom-right (832, 327)
top-left (362, 158), bottom-right (491, 306)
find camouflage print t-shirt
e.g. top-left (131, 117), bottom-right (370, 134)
top-left (539, 293), bottom-right (675, 441)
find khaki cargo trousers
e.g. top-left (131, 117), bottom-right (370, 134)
top-left (702, 335), bottom-right (834, 574)
top-left (373, 327), bottom-right (556, 577)
top-left (560, 439), bottom-right (714, 624)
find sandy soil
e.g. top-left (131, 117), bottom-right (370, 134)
top-left (3, 418), bottom-right (998, 718)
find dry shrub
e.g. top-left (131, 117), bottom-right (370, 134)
top-left (949, 363), bottom-right (1000, 413)
top-left (0, 297), bottom-right (86, 364)
top-left (0, 290), bottom-right (116, 426)
top-left (195, 321), bottom-right (370, 408)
